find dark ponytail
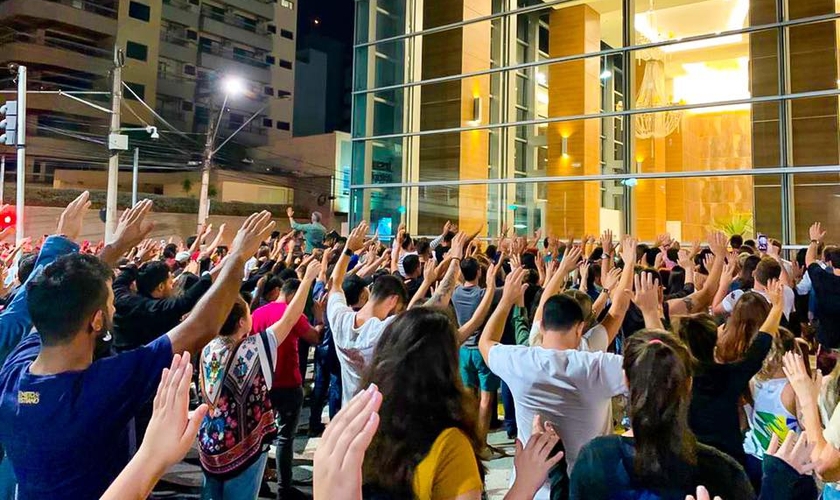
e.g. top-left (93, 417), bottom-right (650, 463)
top-left (624, 330), bottom-right (697, 487)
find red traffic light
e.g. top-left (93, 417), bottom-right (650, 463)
top-left (0, 206), bottom-right (16, 230)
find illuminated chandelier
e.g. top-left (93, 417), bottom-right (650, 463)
top-left (634, 0), bottom-right (683, 139)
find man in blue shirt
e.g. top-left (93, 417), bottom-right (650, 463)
top-left (0, 201), bottom-right (276, 500)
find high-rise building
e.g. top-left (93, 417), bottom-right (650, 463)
top-left (351, 0), bottom-right (840, 244)
top-left (0, 0), bottom-right (298, 179)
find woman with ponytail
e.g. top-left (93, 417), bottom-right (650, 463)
top-left (569, 330), bottom-right (754, 499)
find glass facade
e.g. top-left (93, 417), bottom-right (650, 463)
top-left (351, 0), bottom-right (840, 244)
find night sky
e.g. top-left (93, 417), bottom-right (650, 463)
top-left (297, 0), bottom-right (355, 46)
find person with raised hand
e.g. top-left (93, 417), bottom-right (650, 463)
top-left (198, 261), bottom-right (321, 500)
top-left (328, 221), bottom-right (408, 405)
top-left (570, 330), bottom-right (754, 500)
top-left (678, 279), bottom-right (782, 469)
top-left (98, 198), bottom-right (156, 267)
top-left (0, 211), bottom-right (274, 500)
top-left (287, 206), bottom-right (326, 254)
top-left (480, 266), bottom-right (626, 499)
top-left (0, 191), bottom-right (93, 496)
top-left (804, 222), bottom-right (840, 374)
top-left (101, 353), bottom-right (208, 500)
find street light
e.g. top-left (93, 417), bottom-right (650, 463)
top-left (197, 75), bottom-right (245, 233)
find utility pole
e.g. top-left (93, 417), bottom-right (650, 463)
top-left (14, 65), bottom-right (26, 244)
top-left (197, 117), bottom-right (214, 234)
top-left (105, 48), bottom-right (125, 241)
top-left (132, 147), bottom-right (139, 206)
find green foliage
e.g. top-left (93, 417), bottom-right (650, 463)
top-left (713, 212), bottom-right (753, 237)
top-left (181, 178), bottom-right (193, 195)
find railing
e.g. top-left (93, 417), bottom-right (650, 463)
top-left (160, 30), bottom-right (194, 47)
top-left (163, 0), bottom-right (196, 10)
top-left (198, 43), bottom-right (270, 70)
top-left (0, 31), bottom-right (112, 59)
top-left (40, 0), bottom-right (118, 19)
top-left (200, 7), bottom-right (268, 35)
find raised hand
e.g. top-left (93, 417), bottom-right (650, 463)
top-left (140, 352), bottom-right (208, 471)
top-left (485, 262), bottom-right (499, 290)
top-left (600, 229), bottom-right (614, 256)
top-left (508, 416), bottom-right (565, 500)
top-left (449, 231), bottom-right (468, 260)
top-left (286, 206), bottom-right (294, 218)
top-left (634, 272), bottom-right (660, 315)
top-left (810, 222), bottom-right (826, 242)
top-left (501, 267), bottom-right (528, 306)
top-left (346, 221), bottom-right (369, 253)
top-left (708, 231), bottom-right (727, 257)
top-left (230, 211), bottom-right (275, 261)
top-left (56, 191), bottom-right (91, 242)
top-left (677, 249), bottom-right (694, 270)
top-left (314, 385), bottom-right (382, 500)
top-left (685, 485), bottom-right (721, 500)
top-left (111, 199), bottom-right (155, 249)
top-left (602, 267), bottom-right (621, 292)
top-left (559, 245), bottom-right (583, 275)
top-left (765, 278), bottom-right (784, 309)
top-left (304, 260), bottom-right (322, 282)
top-left (422, 260), bottom-right (437, 283)
top-left (619, 235), bottom-right (638, 265)
top-left (782, 352), bottom-right (821, 408)
top-left (766, 431), bottom-right (818, 476)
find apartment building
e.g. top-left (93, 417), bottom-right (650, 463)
top-left (0, 0), bottom-right (297, 181)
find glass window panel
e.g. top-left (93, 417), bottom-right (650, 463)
top-left (787, 20), bottom-right (839, 94)
top-left (790, 96), bottom-right (840, 168)
top-left (633, 102), bottom-right (782, 173)
top-left (792, 173), bottom-right (840, 243)
top-left (633, 0), bottom-right (754, 46)
top-left (786, 0), bottom-right (833, 20)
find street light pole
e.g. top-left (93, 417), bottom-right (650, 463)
top-left (105, 48), bottom-right (125, 241)
top-left (14, 65), bottom-right (26, 245)
top-left (131, 147), bottom-right (139, 206)
top-left (197, 117), bottom-right (215, 234)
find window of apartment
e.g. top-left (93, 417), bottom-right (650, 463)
top-left (186, 29), bottom-right (198, 41)
top-left (126, 41), bottom-right (148, 61)
top-left (280, 29), bottom-right (294, 40)
top-left (264, 86), bottom-right (274, 96)
top-left (128, 1), bottom-right (151, 22)
top-left (124, 82), bottom-right (146, 101)
top-left (267, 25), bottom-right (277, 35)
top-left (277, 121), bottom-right (290, 131)
top-left (158, 59), bottom-right (171, 75)
top-left (277, 90), bottom-right (291, 99)
top-left (183, 64), bottom-right (196, 76)
top-left (279, 59), bottom-right (293, 70)
top-left (181, 101), bottom-right (194, 112)
top-left (280, 0), bottom-right (294, 9)
top-left (262, 118), bottom-right (273, 128)
top-left (229, 113), bottom-right (245, 129)
top-left (266, 55), bottom-right (276, 65)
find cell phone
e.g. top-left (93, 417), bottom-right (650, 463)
top-left (757, 233), bottom-right (768, 253)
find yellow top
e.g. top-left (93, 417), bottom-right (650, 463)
top-left (412, 428), bottom-right (483, 500)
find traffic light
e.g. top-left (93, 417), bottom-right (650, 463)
top-left (0, 101), bottom-right (16, 146)
top-left (0, 206), bottom-right (15, 231)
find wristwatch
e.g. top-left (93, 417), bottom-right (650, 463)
top-left (344, 248), bottom-right (354, 257)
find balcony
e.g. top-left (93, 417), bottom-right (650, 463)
top-left (157, 74), bottom-right (196, 101)
top-left (224, 0), bottom-right (274, 19)
top-left (0, 0), bottom-right (117, 36)
top-left (199, 48), bottom-right (271, 84)
top-left (162, 0), bottom-right (199, 27)
top-left (227, 93), bottom-right (269, 115)
top-left (200, 9), bottom-right (272, 52)
top-left (159, 33), bottom-right (198, 64)
top-left (0, 32), bottom-right (112, 74)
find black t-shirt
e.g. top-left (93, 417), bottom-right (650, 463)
top-left (808, 263), bottom-right (840, 348)
top-left (689, 332), bottom-right (772, 464)
top-left (570, 435), bottom-right (754, 500)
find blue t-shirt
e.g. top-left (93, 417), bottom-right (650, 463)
top-left (0, 332), bottom-right (174, 500)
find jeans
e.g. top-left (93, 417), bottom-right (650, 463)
top-left (500, 381), bottom-right (516, 436)
top-left (297, 340), bottom-right (311, 384)
top-left (201, 451), bottom-right (268, 500)
top-left (309, 346), bottom-right (342, 430)
top-left (269, 386), bottom-right (304, 494)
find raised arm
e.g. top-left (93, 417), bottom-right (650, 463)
top-left (457, 263), bottom-right (498, 344)
top-left (533, 245), bottom-right (582, 325)
top-left (422, 232), bottom-right (467, 308)
top-left (199, 223), bottom-right (226, 260)
top-left (479, 267), bottom-right (526, 363)
top-left (330, 221), bottom-right (368, 297)
top-left (634, 272), bottom-right (663, 330)
top-left (669, 231), bottom-right (726, 316)
top-left (711, 257), bottom-right (737, 315)
top-left (99, 199), bottom-right (155, 267)
top-left (806, 222), bottom-right (826, 267)
top-left (390, 224), bottom-right (404, 274)
top-left (167, 212), bottom-right (275, 355)
top-left (268, 261), bottom-right (321, 346)
top-left (408, 260), bottom-right (437, 309)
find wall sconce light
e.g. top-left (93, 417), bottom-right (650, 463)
top-left (561, 137), bottom-right (569, 158)
top-left (471, 96), bottom-right (482, 124)
top-left (636, 160), bottom-right (643, 171)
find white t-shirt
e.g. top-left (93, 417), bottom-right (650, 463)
top-left (327, 293), bottom-right (396, 404)
top-left (529, 321), bottom-right (609, 352)
top-left (243, 256), bottom-right (258, 281)
top-left (721, 286), bottom-right (795, 319)
top-left (487, 344), bottom-right (626, 499)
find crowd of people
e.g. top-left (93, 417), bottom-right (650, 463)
top-left (0, 192), bottom-right (838, 500)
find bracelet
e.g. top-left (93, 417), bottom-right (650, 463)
top-left (344, 248), bottom-right (354, 257)
top-left (601, 288), bottom-right (610, 294)
top-left (810, 240), bottom-right (819, 244)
